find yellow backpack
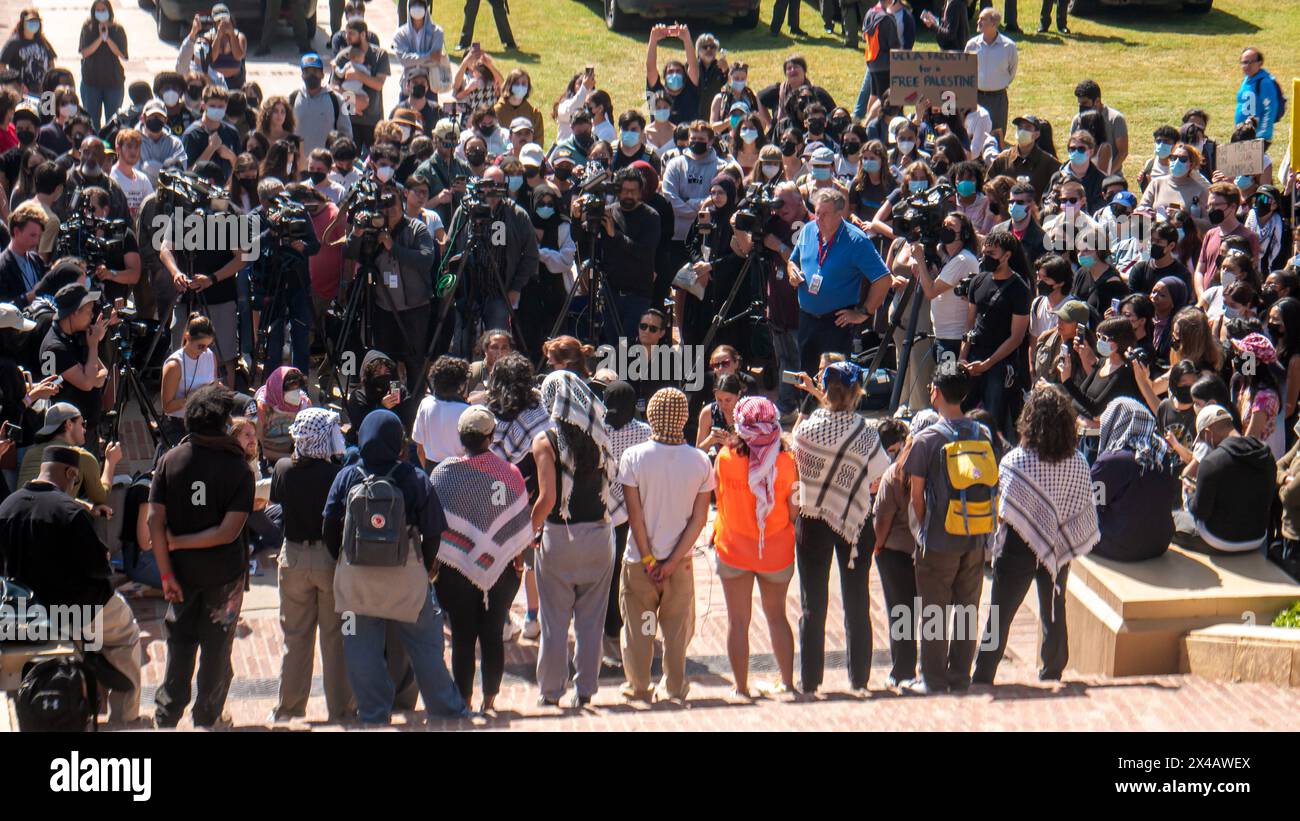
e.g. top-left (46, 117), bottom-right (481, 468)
top-left (938, 420), bottom-right (999, 536)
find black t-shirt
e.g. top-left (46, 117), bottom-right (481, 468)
top-left (1156, 398), bottom-right (1196, 448)
top-left (0, 482), bottom-right (113, 607)
top-left (756, 84), bottom-right (836, 121)
top-left (648, 78), bottom-right (700, 126)
top-left (149, 438), bottom-right (254, 588)
top-left (39, 324), bottom-right (101, 428)
top-left (96, 228), bottom-right (139, 304)
top-left (967, 271), bottom-right (1030, 359)
top-left (1072, 266), bottom-right (1130, 325)
top-left (271, 455), bottom-right (341, 544)
top-left (176, 246), bottom-right (238, 304)
top-left (1128, 257), bottom-right (1192, 299)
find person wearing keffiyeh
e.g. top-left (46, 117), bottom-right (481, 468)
top-left (601, 381), bottom-right (651, 668)
top-left (529, 370), bottom-right (616, 707)
top-left (792, 361), bottom-right (888, 695)
top-left (713, 396), bottom-right (798, 697)
top-left (973, 386), bottom-right (1099, 686)
top-left (1089, 397), bottom-right (1180, 562)
top-left (254, 365), bottom-right (311, 464)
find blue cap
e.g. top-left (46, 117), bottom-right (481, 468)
top-left (1110, 190), bottom-right (1137, 208)
top-left (300, 53), bottom-right (324, 70)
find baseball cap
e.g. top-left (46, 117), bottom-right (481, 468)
top-left (887, 115), bottom-right (909, 143)
top-left (38, 403), bottom-right (82, 437)
top-left (300, 53), bottom-right (324, 71)
top-left (0, 303), bottom-right (36, 332)
top-left (1011, 115), bottom-right (1039, 131)
top-left (1110, 190), bottom-right (1137, 209)
top-left (1195, 404), bottom-right (1232, 436)
top-left (53, 283), bottom-right (99, 320)
top-left (728, 99), bottom-right (750, 115)
top-left (551, 146), bottom-right (577, 166)
top-left (510, 116), bottom-right (534, 134)
top-left (42, 444), bottom-right (81, 467)
top-left (391, 108), bottom-right (422, 130)
top-left (801, 140), bottom-right (825, 158)
top-left (1101, 174), bottom-right (1128, 190)
top-left (142, 99), bottom-right (167, 118)
top-left (211, 3), bottom-right (231, 17)
top-left (809, 146), bottom-right (835, 166)
top-left (1054, 299), bottom-right (1090, 324)
top-left (519, 143), bottom-right (545, 169)
top-left (13, 102), bottom-right (39, 126)
top-left (458, 405), bottom-right (496, 436)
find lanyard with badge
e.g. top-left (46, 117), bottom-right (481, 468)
top-left (810, 223), bottom-right (837, 296)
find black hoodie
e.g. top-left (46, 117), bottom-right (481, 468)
top-left (1191, 434), bottom-right (1276, 548)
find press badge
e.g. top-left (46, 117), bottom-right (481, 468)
top-left (808, 272), bottom-right (823, 295)
top-left (385, 271), bottom-right (399, 288)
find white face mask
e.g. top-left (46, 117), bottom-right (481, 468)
top-left (94, 9), bottom-right (110, 22)
top-left (761, 162), bottom-right (780, 178)
top-left (60, 104), bottom-right (78, 119)
top-left (162, 90), bottom-right (180, 106)
top-left (897, 139), bottom-right (916, 155)
top-left (283, 389), bottom-right (303, 406)
top-left (409, 4), bottom-right (426, 19)
top-left (1096, 338), bottom-right (1114, 358)
top-left (1221, 269), bottom-right (1237, 289)
top-left (375, 165), bottom-right (394, 182)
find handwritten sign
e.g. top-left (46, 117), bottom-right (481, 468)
top-left (889, 51), bottom-right (978, 112)
top-left (1217, 139), bottom-right (1265, 179)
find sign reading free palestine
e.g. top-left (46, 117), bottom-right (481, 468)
top-left (889, 50), bottom-right (979, 111)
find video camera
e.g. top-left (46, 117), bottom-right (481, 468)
top-left (734, 179), bottom-right (779, 236)
top-left (109, 304), bottom-right (153, 359)
top-left (156, 169), bottom-right (231, 215)
top-left (56, 210), bottom-right (129, 270)
top-left (892, 181), bottom-right (953, 244)
top-left (572, 161), bottom-right (616, 229)
top-left (341, 175), bottom-right (399, 241)
top-left (462, 177), bottom-right (508, 221)
top-left (264, 192), bottom-right (313, 243)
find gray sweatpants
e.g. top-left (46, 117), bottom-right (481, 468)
top-left (536, 519), bottom-right (615, 700)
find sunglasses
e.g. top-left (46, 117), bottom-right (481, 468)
top-left (639, 322), bottom-right (663, 333)
top-left (1060, 197), bottom-right (1081, 205)
top-left (1068, 145), bottom-right (1088, 153)
top-left (711, 358), bottom-right (733, 367)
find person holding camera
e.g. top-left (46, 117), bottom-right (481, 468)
top-left (58, 136), bottom-right (130, 224)
top-left (39, 283), bottom-right (109, 457)
top-left (252, 179), bottom-right (320, 377)
top-left (160, 162), bottom-right (246, 387)
top-left (569, 167), bottom-right (660, 346)
top-left (17, 400), bottom-right (121, 516)
top-left (80, 186), bottom-right (140, 306)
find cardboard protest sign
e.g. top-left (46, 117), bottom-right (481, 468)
top-left (1217, 139), bottom-right (1265, 179)
top-left (889, 51), bottom-right (978, 111)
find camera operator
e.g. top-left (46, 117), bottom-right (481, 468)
top-left (160, 161), bottom-right (246, 387)
top-left (676, 173), bottom-right (744, 349)
top-left (251, 179), bottom-right (320, 377)
top-left (80, 186), bottom-right (140, 305)
top-left (39, 282), bottom-right (109, 457)
top-left (570, 166), bottom-right (660, 344)
top-left (446, 165), bottom-right (537, 355)
top-left (57, 136), bottom-right (130, 223)
top-left (343, 181), bottom-right (435, 381)
top-left (959, 230), bottom-right (1031, 434)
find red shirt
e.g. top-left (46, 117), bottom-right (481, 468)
top-left (0, 124), bottom-right (18, 154)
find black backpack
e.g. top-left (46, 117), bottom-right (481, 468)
top-left (16, 657), bottom-right (99, 732)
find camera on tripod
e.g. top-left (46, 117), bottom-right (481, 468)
top-left (265, 192), bottom-right (313, 243)
top-left (56, 207), bottom-right (129, 270)
top-left (157, 169), bottom-right (231, 214)
top-left (109, 304), bottom-right (152, 357)
top-left (892, 181), bottom-right (954, 244)
top-left (462, 177), bottom-right (507, 221)
top-left (572, 162), bottom-right (615, 229)
top-left (343, 176), bottom-right (399, 240)
top-left (734, 180), bottom-right (779, 236)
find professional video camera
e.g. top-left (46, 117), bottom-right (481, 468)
top-left (264, 192), bottom-right (313, 242)
top-left (56, 210), bottom-right (129, 269)
top-left (341, 175), bottom-right (398, 241)
top-left (156, 168), bottom-right (231, 214)
top-left (734, 180), bottom-right (779, 235)
top-left (572, 162), bottom-right (616, 229)
top-left (462, 177), bottom-right (508, 221)
top-left (109, 304), bottom-right (153, 358)
top-left (892, 181), bottom-right (954, 244)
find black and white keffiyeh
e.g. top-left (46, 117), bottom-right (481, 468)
top-left (607, 419), bottom-right (651, 525)
top-left (491, 399), bottom-right (552, 465)
top-left (540, 370), bottom-right (616, 520)
top-left (995, 446), bottom-right (1100, 580)
top-left (793, 409), bottom-right (889, 545)
top-left (1098, 396), bottom-right (1170, 474)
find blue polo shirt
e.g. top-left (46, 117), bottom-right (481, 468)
top-left (791, 218), bottom-right (889, 316)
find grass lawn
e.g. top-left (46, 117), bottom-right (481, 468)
top-left (427, 0), bottom-right (1300, 179)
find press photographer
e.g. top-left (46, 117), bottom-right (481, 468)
top-left (569, 165), bottom-right (660, 344)
top-left (342, 178), bottom-right (435, 382)
top-left (64, 187), bottom-right (140, 306)
top-left (39, 282), bottom-right (110, 456)
top-left (252, 179), bottom-right (320, 377)
top-left (158, 161), bottom-right (245, 386)
top-left (444, 165), bottom-right (536, 357)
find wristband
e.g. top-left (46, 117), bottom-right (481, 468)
top-left (161, 572), bottom-right (175, 582)
top-left (640, 553), bottom-right (656, 566)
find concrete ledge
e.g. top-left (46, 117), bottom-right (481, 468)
top-left (1065, 545), bottom-right (1300, 677)
top-left (1181, 623), bottom-right (1300, 687)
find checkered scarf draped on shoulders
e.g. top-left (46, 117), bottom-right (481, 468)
top-left (540, 370), bottom-right (615, 520)
top-left (793, 408), bottom-right (884, 545)
top-left (994, 446), bottom-right (1100, 581)
top-left (490, 394), bottom-right (552, 465)
top-left (431, 453), bottom-right (533, 593)
top-left (1098, 396), bottom-right (1170, 474)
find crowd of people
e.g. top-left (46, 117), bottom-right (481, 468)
top-left (0, 0), bottom-right (1298, 727)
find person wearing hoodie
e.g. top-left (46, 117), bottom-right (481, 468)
top-left (322, 409), bottom-right (468, 724)
top-left (346, 350), bottom-right (415, 445)
top-left (1234, 48), bottom-right (1282, 144)
top-left (1173, 403), bottom-right (1276, 554)
top-left (661, 121), bottom-right (721, 285)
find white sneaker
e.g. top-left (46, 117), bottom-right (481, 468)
top-left (522, 618), bottom-right (541, 640)
top-left (502, 619), bottom-right (522, 642)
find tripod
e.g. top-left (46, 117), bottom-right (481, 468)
top-left (856, 274), bottom-right (927, 415)
top-left (106, 331), bottom-right (171, 451)
top-left (544, 223), bottom-right (624, 365)
top-left (253, 240), bottom-right (314, 384)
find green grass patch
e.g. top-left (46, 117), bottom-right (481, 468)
top-left (429, 0), bottom-right (1300, 179)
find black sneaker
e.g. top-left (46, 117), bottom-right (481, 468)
top-left (1058, 25), bottom-right (1070, 34)
top-left (1037, 23), bottom-right (1049, 33)
top-left (1004, 24), bottom-right (1023, 34)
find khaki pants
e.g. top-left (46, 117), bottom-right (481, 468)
top-left (85, 593), bottom-right (142, 724)
top-left (276, 539), bottom-right (355, 721)
top-left (619, 558), bottom-right (695, 700)
top-left (914, 547), bottom-right (984, 692)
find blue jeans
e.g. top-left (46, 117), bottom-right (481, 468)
top-left (964, 357), bottom-right (1014, 436)
top-left (610, 290), bottom-right (650, 347)
top-left (772, 328), bottom-right (801, 413)
top-left (80, 83), bottom-right (123, 131)
top-left (341, 586), bottom-right (469, 724)
top-left (264, 287), bottom-right (313, 375)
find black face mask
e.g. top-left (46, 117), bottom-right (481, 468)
top-left (553, 166), bottom-right (572, 182)
top-left (1150, 243), bottom-right (1167, 259)
top-left (1208, 208), bottom-right (1226, 226)
top-left (465, 150), bottom-right (486, 166)
top-left (1263, 286), bottom-right (1280, 303)
top-left (780, 141), bottom-right (797, 157)
top-left (979, 253), bottom-right (1000, 272)
top-left (574, 131), bottom-right (593, 149)
top-left (304, 74), bottom-right (322, 91)
top-left (841, 141), bottom-right (860, 156)
top-left (938, 226), bottom-right (957, 245)
top-left (480, 123), bottom-right (497, 137)
top-left (410, 84), bottom-right (426, 99)
top-left (1172, 383), bottom-right (1192, 403)
top-left (308, 170), bottom-right (327, 184)
top-left (807, 118), bottom-right (825, 134)
top-left (15, 128), bottom-right (35, 146)
top-left (1268, 322), bottom-right (1285, 341)
top-left (988, 200), bottom-right (1002, 216)
top-left (186, 85), bottom-right (203, 101)
top-left (1036, 280), bottom-right (1055, 296)
top-left (830, 117), bottom-right (849, 134)
top-left (689, 140), bottom-right (708, 156)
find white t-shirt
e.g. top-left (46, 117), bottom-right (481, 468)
top-left (1029, 294), bottom-right (1063, 339)
top-left (110, 165), bottom-right (154, 215)
top-left (931, 248), bottom-right (978, 340)
top-left (618, 440), bottom-right (715, 562)
top-left (164, 347), bottom-right (217, 419)
top-left (412, 396), bottom-right (469, 464)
